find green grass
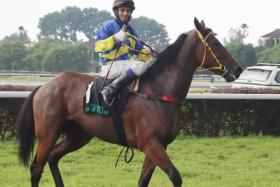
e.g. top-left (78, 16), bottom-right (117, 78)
top-left (1, 136), bottom-right (280, 187)
top-left (0, 75), bottom-right (51, 82)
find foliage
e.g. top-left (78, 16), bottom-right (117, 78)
top-left (38, 6), bottom-right (113, 43)
top-left (226, 43), bottom-right (257, 68)
top-left (0, 40), bottom-right (28, 70)
top-left (130, 16), bottom-right (170, 51)
top-left (256, 43), bottom-right (280, 62)
top-left (4, 26), bottom-right (31, 44)
top-left (38, 7), bottom-right (83, 42)
top-left (38, 7), bottom-right (170, 51)
top-left (224, 23), bottom-right (249, 45)
top-left (180, 99), bottom-right (280, 136)
top-left (0, 38), bottom-right (93, 72)
top-left (24, 38), bottom-right (58, 70)
top-left (80, 8), bottom-right (113, 41)
top-left (0, 99), bottom-right (24, 139)
top-left (2, 94), bottom-right (280, 139)
top-left (0, 6), bottom-right (171, 72)
top-left (223, 24), bottom-right (257, 68)
top-left (224, 23), bottom-right (280, 64)
top-left (258, 38), bottom-right (277, 49)
top-left (42, 42), bottom-right (91, 72)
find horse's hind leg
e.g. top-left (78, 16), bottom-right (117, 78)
top-left (48, 121), bottom-right (93, 187)
top-left (141, 140), bottom-right (182, 187)
top-left (138, 156), bottom-right (156, 187)
top-left (30, 133), bottom-right (59, 187)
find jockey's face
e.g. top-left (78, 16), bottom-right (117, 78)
top-left (117, 7), bottom-right (132, 22)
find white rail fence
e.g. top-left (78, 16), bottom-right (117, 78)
top-left (1, 91), bottom-right (280, 100)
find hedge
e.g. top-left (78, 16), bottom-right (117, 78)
top-left (0, 98), bottom-right (24, 139)
top-left (180, 99), bottom-right (280, 136)
top-left (1, 97), bottom-right (280, 140)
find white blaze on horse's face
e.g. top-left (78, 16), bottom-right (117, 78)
top-left (117, 7), bottom-right (132, 22)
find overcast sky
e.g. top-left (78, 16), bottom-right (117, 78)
top-left (1, 0), bottom-right (279, 45)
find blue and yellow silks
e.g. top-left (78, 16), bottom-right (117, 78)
top-left (95, 19), bottom-right (151, 65)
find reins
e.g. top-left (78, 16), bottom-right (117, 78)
top-left (115, 146), bottom-right (134, 167)
top-left (126, 33), bottom-right (160, 57)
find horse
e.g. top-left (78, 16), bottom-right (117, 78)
top-left (16, 17), bottom-right (242, 187)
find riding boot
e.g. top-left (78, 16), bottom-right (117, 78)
top-left (101, 73), bottom-right (134, 106)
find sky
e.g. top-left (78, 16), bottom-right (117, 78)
top-left (0, 0), bottom-right (279, 46)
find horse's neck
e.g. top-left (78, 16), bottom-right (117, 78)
top-left (142, 34), bottom-right (197, 105)
top-left (158, 65), bottom-right (195, 99)
top-left (142, 62), bottom-right (196, 105)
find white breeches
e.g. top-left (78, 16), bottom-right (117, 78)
top-left (100, 58), bottom-right (155, 79)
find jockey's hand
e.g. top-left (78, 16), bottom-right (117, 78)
top-left (145, 47), bottom-right (159, 58)
top-left (145, 47), bottom-right (152, 55)
top-left (114, 25), bottom-right (129, 42)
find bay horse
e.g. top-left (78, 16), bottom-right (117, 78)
top-left (16, 18), bottom-right (242, 187)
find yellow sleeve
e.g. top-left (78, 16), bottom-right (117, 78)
top-left (138, 48), bottom-right (153, 62)
top-left (95, 36), bottom-right (116, 52)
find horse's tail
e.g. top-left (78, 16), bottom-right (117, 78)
top-left (16, 87), bottom-right (40, 166)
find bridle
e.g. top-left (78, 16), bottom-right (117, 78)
top-left (195, 29), bottom-right (226, 72)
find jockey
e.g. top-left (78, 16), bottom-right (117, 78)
top-left (95, 0), bottom-right (155, 105)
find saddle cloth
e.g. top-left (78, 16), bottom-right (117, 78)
top-left (83, 77), bottom-right (131, 117)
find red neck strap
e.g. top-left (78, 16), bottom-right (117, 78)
top-left (137, 93), bottom-right (181, 106)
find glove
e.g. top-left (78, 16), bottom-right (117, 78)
top-left (114, 25), bottom-right (128, 41)
top-left (145, 47), bottom-right (152, 55)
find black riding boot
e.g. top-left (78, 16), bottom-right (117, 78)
top-left (101, 73), bottom-right (133, 106)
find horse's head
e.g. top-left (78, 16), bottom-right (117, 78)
top-left (192, 17), bottom-right (243, 82)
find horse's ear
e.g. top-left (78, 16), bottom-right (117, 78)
top-left (200, 20), bottom-right (205, 28)
top-left (194, 17), bottom-right (203, 32)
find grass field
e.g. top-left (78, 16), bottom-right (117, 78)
top-left (0, 75), bottom-right (51, 82)
top-left (1, 136), bottom-right (280, 187)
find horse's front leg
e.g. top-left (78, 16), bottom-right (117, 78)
top-left (141, 140), bottom-right (182, 187)
top-left (138, 156), bottom-right (156, 187)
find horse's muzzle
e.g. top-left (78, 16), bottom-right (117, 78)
top-left (222, 71), bottom-right (236, 82)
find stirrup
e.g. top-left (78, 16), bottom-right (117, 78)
top-left (102, 92), bottom-right (115, 106)
top-left (106, 96), bottom-right (115, 107)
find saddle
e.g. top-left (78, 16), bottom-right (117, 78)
top-left (83, 77), bottom-right (131, 117)
top-left (83, 77), bottom-right (133, 146)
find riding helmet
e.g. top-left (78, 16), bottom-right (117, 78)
top-left (112, 0), bottom-right (135, 11)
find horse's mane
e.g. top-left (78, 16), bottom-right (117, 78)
top-left (142, 33), bottom-right (188, 80)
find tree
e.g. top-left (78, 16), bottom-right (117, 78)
top-left (38, 7), bottom-right (112, 43)
top-left (257, 44), bottom-right (280, 62)
top-left (4, 26), bottom-right (31, 44)
top-left (24, 38), bottom-right (57, 70)
top-left (226, 43), bottom-right (257, 68)
top-left (0, 40), bottom-right (28, 70)
top-left (80, 8), bottom-right (113, 41)
top-left (224, 24), bottom-right (257, 68)
top-left (130, 16), bottom-right (170, 51)
top-left (38, 6), bottom-right (170, 51)
top-left (38, 6), bottom-right (83, 42)
top-left (42, 42), bottom-right (91, 72)
top-left (224, 23), bottom-right (249, 45)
